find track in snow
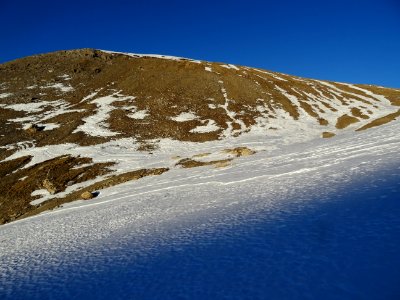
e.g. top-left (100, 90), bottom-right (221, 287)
top-left (1, 121), bottom-right (400, 299)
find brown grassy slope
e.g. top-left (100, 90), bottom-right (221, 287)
top-left (357, 84), bottom-right (400, 106)
top-left (1, 49), bottom-right (400, 224)
top-left (356, 110), bottom-right (400, 131)
top-left (17, 167), bottom-right (169, 223)
top-left (0, 155), bottom-right (114, 224)
top-left (336, 114), bottom-right (360, 129)
top-left (1, 48), bottom-right (399, 154)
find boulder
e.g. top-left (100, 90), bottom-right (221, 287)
top-left (81, 191), bottom-right (94, 200)
top-left (42, 179), bottom-right (58, 195)
top-left (25, 123), bottom-right (45, 133)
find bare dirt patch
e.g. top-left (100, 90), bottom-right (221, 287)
top-left (356, 110), bottom-right (400, 131)
top-left (192, 152), bottom-right (211, 158)
top-left (17, 167), bottom-right (169, 222)
top-left (0, 155), bottom-right (114, 224)
top-left (322, 132), bottom-right (336, 138)
top-left (335, 114), bottom-right (359, 129)
top-left (351, 107), bottom-right (369, 119)
top-left (223, 147), bottom-right (256, 157)
top-left (356, 85), bottom-right (400, 106)
top-left (176, 158), bottom-right (232, 168)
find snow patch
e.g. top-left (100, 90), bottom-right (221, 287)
top-left (217, 81), bottom-right (247, 137)
top-left (6, 100), bottom-right (85, 127)
top-left (4, 102), bottom-right (48, 113)
top-left (190, 119), bottom-right (220, 133)
top-left (128, 110), bottom-right (149, 120)
top-left (59, 74), bottom-right (71, 80)
top-left (73, 92), bottom-right (135, 137)
top-left (81, 90), bottom-right (101, 103)
top-left (100, 50), bottom-right (202, 64)
top-left (42, 123), bottom-right (61, 131)
top-left (30, 189), bottom-right (51, 205)
top-left (31, 189), bottom-right (49, 197)
top-left (221, 64), bottom-right (240, 70)
top-left (171, 112), bottom-right (198, 122)
top-left (0, 92), bottom-right (12, 99)
top-left (253, 69), bottom-right (288, 81)
top-left (44, 83), bottom-right (74, 93)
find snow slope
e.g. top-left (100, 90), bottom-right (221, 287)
top-left (1, 119), bottom-right (399, 299)
top-left (1, 48), bottom-right (400, 298)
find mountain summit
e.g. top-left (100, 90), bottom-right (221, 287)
top-left (0, 48), bottom-right (399, 224)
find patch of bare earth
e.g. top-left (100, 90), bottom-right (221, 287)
top-left (176, 158), bottom-right (233, 169)
top-left (0, 155), bottom-right (114, 224)
top-left (223, 147), bottom-right (256, 157)
top-left (19, 167), bottom-right (169, 222)
top-left (356, 110), bottom-right (400, 131)
top-left (351, 107), bottom-right (369, 119)
top-left (322, 132), bottom-right (336, 138)
top-left (192, 153), bottom-right (211, 158)
top-left (175, 147), bottom-right (256, 169)
top-left (356, 85), bottom-right (400, 106)
top-left (335, 114), bottom-right (360, 129)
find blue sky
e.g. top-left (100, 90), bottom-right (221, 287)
top-left (1, 0), bottom-right (399, 87)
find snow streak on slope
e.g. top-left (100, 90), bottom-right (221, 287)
top-left (100, 50), bottom-right (203, 63)
top-left (1, 120), bottom-right (400, 298)
top-left (73, 91), bottom-right (134, 137)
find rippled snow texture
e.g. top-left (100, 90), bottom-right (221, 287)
top-left (1, 121), bottom-right (400, 299)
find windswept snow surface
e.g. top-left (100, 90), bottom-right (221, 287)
top-left (1, 121), bottom-right (400, 299)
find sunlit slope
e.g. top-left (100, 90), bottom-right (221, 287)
top-left (0, 48), bottom-right (399, 224)
top-left (1, 49), bottom-right (399, 151)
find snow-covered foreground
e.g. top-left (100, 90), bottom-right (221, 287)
top-left (1, 121), bottom-right (400, 299)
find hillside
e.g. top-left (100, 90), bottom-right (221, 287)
top-left (0, 48), bottom-right (399, 224)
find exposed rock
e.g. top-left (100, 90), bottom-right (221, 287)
top-left (0, 155), bottom-right (114, 224)
top-left (24, 124), bottom-right (45, 133)
top-left (42, 178), bottom-right (58, 195)
top-left (81, 191), bottom-right (95, 200)
top-left (192, 153), bottom-right (211, 158)
top-left (223, 147), bottom-right (256, 157)
top-left (356, 110), bottom-right (400, 131)
top-left (176, 158), bottom-right (232, 168)
top-left (213, 160), bottom-right (231, 168)
top-left (335, 114), bottom-right (359, 129)
top-left (322, 132), bottom-right (336, 138)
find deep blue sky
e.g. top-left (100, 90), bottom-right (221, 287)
top-left (1, 0), bottom-right (399, 87)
